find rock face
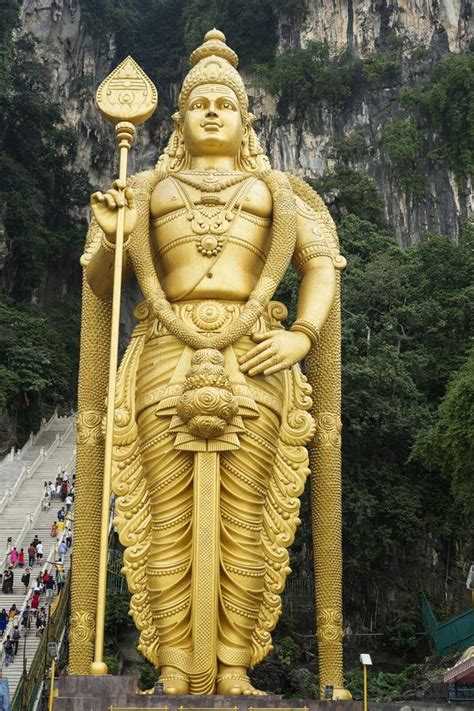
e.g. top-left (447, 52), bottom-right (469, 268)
top-left (19, 0), bottom-right (473, 245)
top-left (296, 0), bottom-right (472, 54)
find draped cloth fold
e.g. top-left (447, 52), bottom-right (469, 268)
top-left (111, 301), bottom-right (315, 693)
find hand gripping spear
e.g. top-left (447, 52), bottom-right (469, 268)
top-left (90, 57), bottom-right (157, 675)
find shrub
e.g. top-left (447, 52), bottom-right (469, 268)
top-left (309, 165), bottom-right (384, 224)
top-left (379, 118), bottom-right (425, 197)
top-left (425, 53), bottom-right (474, 177)
top-left (362, 51), bottom-right (400, 84)
top-left (267, 41), bottom-right (358, 115)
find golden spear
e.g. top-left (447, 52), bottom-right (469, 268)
top-left (90, 57), bottom-right (157, 675)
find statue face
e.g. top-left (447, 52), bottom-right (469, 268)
top-left (182, 84), bottom-right (244, 158)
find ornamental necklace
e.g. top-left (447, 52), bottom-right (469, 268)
top-left (174, 170), bottom-right (247, 193)
top-left (170, 176), bottom-right (255, 257)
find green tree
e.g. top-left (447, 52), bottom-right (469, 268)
top-left (379, 118), bottom-right (425, 197)
top-left (265, 41), bottom-right (358, 117)
top-left (414, 348), bottom-right (474, 517)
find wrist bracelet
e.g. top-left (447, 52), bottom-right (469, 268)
top-left (100, 233), bottom-right (130, 254)
top-left (290, 318), bottom-right (320, 345)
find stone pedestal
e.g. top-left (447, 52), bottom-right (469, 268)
top-left (55, 676), bottom-right (362, 711)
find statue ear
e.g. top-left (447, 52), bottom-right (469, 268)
top-left (241, 125), bottom-right (251, 158)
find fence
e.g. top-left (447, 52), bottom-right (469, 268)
top-left (421, 592), bottom-right (474, 655)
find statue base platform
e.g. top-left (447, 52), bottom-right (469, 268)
top-left (55, 676), bottom-right (361, 711)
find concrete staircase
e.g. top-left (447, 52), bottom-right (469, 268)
top-left (0, 414), bottom-right (75, 697)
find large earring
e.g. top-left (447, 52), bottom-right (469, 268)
top-left (240, 126), bottom-right (251, 159)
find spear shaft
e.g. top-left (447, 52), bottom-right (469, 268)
top-left (90, 122), bottom-right (135, 675)
top-left (89, 57), bottom-right (157, 675)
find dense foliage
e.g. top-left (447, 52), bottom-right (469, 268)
top-left (263, 42), bottom-right (357, 114)
top-left (79, 0), bottom-right (303, 86)
top-left (0, 4), bottom-right (86, 439)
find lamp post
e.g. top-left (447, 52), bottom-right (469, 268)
top-left (359, 653), bottom-right (373, 711)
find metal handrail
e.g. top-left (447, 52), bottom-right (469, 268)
top-left (0, 448), bottom-right (44, 514)
top-left (0, 523), bottom-right (71, 668)
top-left (0, 410), bottom-right (57, 469)
top-left (11, 572), bottom-right (71, 711)
top-left (0, 414), bottom-right (75, 513)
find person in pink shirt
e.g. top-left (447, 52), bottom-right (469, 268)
top-left (9, 548), bottom-right (18, 568)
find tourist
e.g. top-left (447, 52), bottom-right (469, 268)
top-left (50, 521), bottom-right (58, 537)
top-left (8, 604), bottom-right (17, 621)
top-left (31, 591), bottom-right (40, 615)
top-left (42, 493), bottom-right (50, 511)
top-left (9, 547), bottom-right (17, 568)
top-left (56, 566), bottom-right (65, 593)
top-left (36, 542), bottom-right (43, 562)
top-left (60, 481), bottom-right (68, 502)
top-left (3, 635), bottom-right (14, 666)
top-left (21, 606), bottom-right (31, 632)
top-left (65, 494), bottom-right (73, 512)
top-left (12, 625), bottom-right (20, 655)
top-left (62, 468), bottom-right (69, 484)
top-left (36, 609), bottom-right (46, 637)
top-left (57, 519), bottom-right (65, 533)
top-left (57, 507), bottom-right (65, 522)
top-left (45, 573), bottom-right (55, 599)
top-left (4, 570), bottom-right (13, 594)
top-left (65, 530), bottom-right (72, 549)
top-left (58, 540), bottom-right (67, 559)
top-left (49, 480), bottom-right (56, 499)
top-left (5, 537), bottom-right (12, 556)
top-left (31, 535), bottom-right (39, 549)
top-left (18, 548), bottom-right (24, 568)
top-left (27, 544), bottom-right (36, 568)
top-left (0, 609), bottom-right (7, 637)
top-left (21, 568), bottom-right (30, 594)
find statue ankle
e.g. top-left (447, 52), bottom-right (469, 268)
top-left (159, 668), bottom-right (190, 695)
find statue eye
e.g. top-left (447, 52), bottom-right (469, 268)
top-left (222, 101), bottom-right (233, 109)
top-left (191, 101), bottom-right (203, 109)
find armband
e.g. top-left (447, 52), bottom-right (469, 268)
top-left (290, 318), bottom-right (320, 346)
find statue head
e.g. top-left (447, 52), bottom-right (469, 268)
top-left (157, 29), bottom-right (270, 174)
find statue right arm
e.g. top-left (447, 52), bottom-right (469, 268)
top-left (85, 180), bottom-right (138, 300)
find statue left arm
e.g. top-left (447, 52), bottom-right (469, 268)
top-left (239, 195), bottom-right (343, 377)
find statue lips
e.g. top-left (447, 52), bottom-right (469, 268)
top-left (201, 119), bottom-right (223, 132)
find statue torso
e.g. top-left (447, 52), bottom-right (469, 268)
top-left (150, 172), bottom-right (272, 302)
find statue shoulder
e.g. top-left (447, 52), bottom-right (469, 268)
top-left (127, 169), bottom-right (159, 200)
top-left (286, 174), bottom-right (347, 272)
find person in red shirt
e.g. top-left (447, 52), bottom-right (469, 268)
top-left (31, 591), bottom-right (40, 615)
top-left (18, 549), bottom-right (24, 568)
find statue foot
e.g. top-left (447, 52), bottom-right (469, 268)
top-left (159, 666), bottom-right (190, 695)
top-left (217, 669), bottom-right (266, 696)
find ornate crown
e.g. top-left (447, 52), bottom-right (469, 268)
top-left (178, 29), bottom-right (249, 118)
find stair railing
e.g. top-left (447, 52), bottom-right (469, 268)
top-left (0, 524), bottom-right (71, 671)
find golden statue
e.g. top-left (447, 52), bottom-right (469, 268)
top-left (70, 30), bottom-right (349, 699)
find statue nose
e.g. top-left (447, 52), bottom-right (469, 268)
top-left (206, 107), bottom-right (218, 117)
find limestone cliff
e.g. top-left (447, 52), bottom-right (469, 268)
top-left (19, 0), bottom-right (473, 245)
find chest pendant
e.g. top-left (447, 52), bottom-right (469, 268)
top-left (172, 174), bottom-right (255, 258)
top-left (187, 199), bottom-right (235, 257)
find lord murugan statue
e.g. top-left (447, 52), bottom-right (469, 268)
top-left (70, 30), bottom-right (349, 699)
